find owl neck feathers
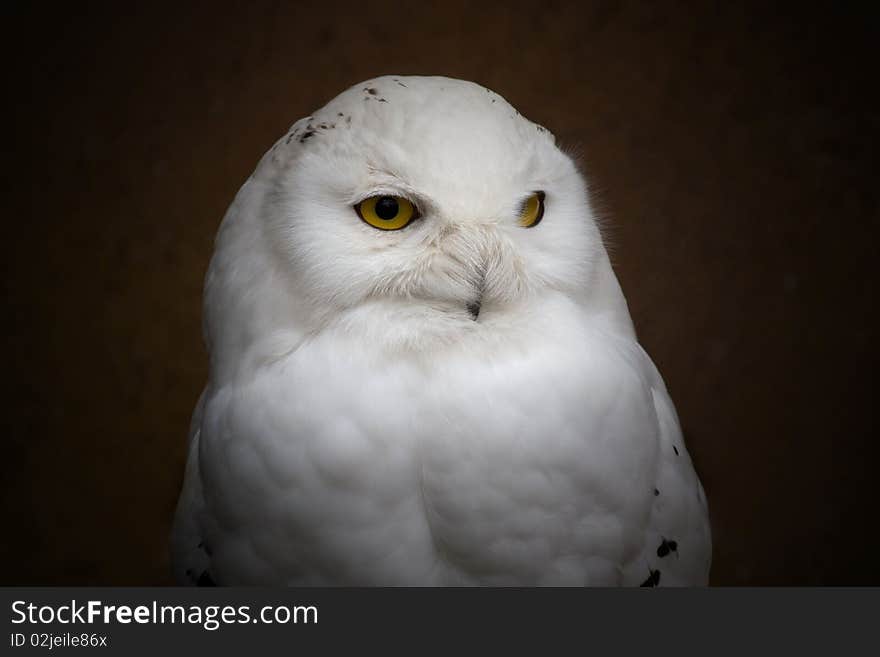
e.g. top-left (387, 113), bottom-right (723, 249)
top-left (203, 172), bottom-right (310, 384)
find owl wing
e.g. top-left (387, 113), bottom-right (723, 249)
top-left (170, 388), bottom-right (214, 585)
top-left (624, 353), bottom-right (712, 586)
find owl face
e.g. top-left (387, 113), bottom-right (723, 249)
top-left (260, 76), bottom-right (601, 326)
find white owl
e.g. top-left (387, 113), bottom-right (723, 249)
top-left (171, 75), bottom-right (711, 586)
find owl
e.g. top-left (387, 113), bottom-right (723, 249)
top-left (171, 75), bottom-right (711, 586)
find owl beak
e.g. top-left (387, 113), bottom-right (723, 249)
top-left (440, 223), bottom-right (489, 320)
top-left (466, 269), bottom-right (486, 320)
top-left (466, 298), bottom-right (481, 321)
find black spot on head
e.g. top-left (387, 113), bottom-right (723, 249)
top-left (197, 571), bottom-right (216, 586)
top-left (640, 569), bottom-right (661, 587)
top-left (299, 130), bottom-right (316, 143)
top-left (285, 134), bottom-right (293, 144)
top-left (673, 445), bottom-right (679, 456)
top-left (319, 123), bottom-right (328, 129)
top-left (378, 98), bottom-right (387, 102)
top-left (365, 87), bottom-right (378, 95)
top-left (654, 488), bottom-right (660, 496)
top-left (337, 112), bottom-right (344, 117)
top-left (491, 98), bottom-right (496, 103)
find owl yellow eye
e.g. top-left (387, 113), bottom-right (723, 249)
top-left (518, 191), bottom-right (545, 228)
top-left (355, 195), bottom-right (417, 231)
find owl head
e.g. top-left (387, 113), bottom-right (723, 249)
top-left (204, 76), bottom-right (632, 379)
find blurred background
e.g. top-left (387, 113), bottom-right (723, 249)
top-left (3, 1), bottom-right (877, 585)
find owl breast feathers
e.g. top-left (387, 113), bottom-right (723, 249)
top-left (171, 75), bottom-right (711, 586)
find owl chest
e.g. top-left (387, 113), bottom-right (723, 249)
top-left (206, 336), bottom-right (657, 584)
top-left (413, 345), bottom-right (659, 583)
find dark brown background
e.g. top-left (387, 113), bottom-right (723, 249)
top-left (3, 1), bottom-right (877, 585)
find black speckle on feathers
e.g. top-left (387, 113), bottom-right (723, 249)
top-left (197, 571), bottom-right (216, 586)
top-left (657, 538), bottom-right (678, 558)
top-left (640, 569), bottom-right (661, 587)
